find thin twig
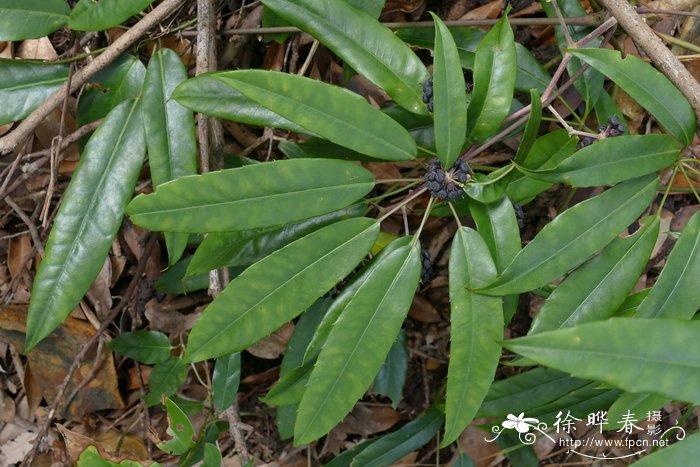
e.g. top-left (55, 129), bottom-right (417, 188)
top-left (0, 0), bottom-right (187, 155)
top-left (21, 234), bottom-right (158, 466)
top-left (5, 196), bottom-right (44, 257)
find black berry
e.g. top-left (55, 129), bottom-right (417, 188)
top-left (423, 158), bottom-right (470, 201)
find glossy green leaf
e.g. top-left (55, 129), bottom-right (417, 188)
top-left (614, 289), bottom-right (650, 316)
top-left (632, 431), bottom-right (700, 466)
top-left (276, 299), bottom-right (329, 439)
top-left (68, 0), bottom-right (156, 31)
top-left (397, 28), bottom-right (550, 93)
top-left (213, 70), bottom-right (415, 160)
top-left (108, 330), bottom-right (171, 364)
top-left (570, 48), bottom-right (697, 145)
top-left (541, 0), bottom-right (604, 112)
top-left (295, 240), bottom-right (421, 444)
top-left (263, 360), bottom-right (313, 406)
top-left (302, 236), bottom-right (413, 366)
top-left (466, 15), bottom-right (516, 142)
top-left (529, 216), bottom-right (659, 334)
top-left (262, 0), bottom-right (429, 114)
top-left (158, 397), bottom-right (195, 455)
top-left (373, 330), bottom-right (408, 409)
top-left (145, 357), bottom-right (188, 407)
top-left (187, 204), bottom-right (365, 277)
top-left (505, 318), bottom-right (700, 406)
top-left (517, 135), bottom-right (680, 187)
top-left (172, 74), bottom-right (310, 134)
top-left (0, 59), bottom-right (68, 125)
top-left (184, 218), bottom-right (380, 362)
top-left (26, 99), bottom-right (146, 350)
top-left (212, 353), bottom-right (241, 413)
top-left (635, 210), bottom-right (700, 319)
top-left (77, 54), bottom-right (145, 126)
top-left (155, 256), bottom-right (221, 294)
top-left (479, 175), bottom-right (658, 296)
top-left (606, 392), bottom-right (668, 431)
top-left (202, 443), bottom-right (222, 467)
top-left (127, 159), bottom-right (375, 233)
top-left (77, 446), bottom-right (151, 467)
top-left (431, 13), bottom-right (467, 169)
top-left (464, 167), bottom-right (509, 204)
top-left (443, 227), bottom-right (503, 447)
top-left (514, 90), bottom-right (541, 164)
top-left (143, 49), bottom-right (197, 266)
top-left (505, 129), bottom-right (578, 203)
top-left (0, 0), bottom-right (69, 40)
top-left (351, 407), bottom-right (444, 467)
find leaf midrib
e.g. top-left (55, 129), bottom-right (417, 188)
top-left (0, 76), bottom-right (66, 92)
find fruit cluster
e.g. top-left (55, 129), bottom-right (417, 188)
top-left (422, 76), bottom-right (434, 112)
top-left (424, 159), bottom-right (470, 201)
top-left (578, 115), bottom-right (626, 148)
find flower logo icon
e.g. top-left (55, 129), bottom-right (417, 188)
top-left (502, 413), bottom-right (540, 433)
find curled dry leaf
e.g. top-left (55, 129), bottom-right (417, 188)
top-left (0, 305), bottom-right (123, 419)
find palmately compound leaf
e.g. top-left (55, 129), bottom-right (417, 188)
top-left (126, 159), bottom-right (375, 233)
top-left (262, 0), bottom-right (429, 114)
top-left (504, 318), bottom-right (700, 407)
top-left (212, 70), bottom-right (416, 161)
top-left (142, 48), bottom-right (198, 265)
top-left (479, 174), bottom-right (658, 296)
top-left (26, 100), bottom-right (146, 350)
top-left (184, 218), bottom-right (380, 362)
top-left (443, 227), bottom-right (503, 446)
top-left (295, 239), bottom-right (421, 445)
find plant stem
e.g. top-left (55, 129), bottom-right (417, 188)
top-left (378, 187), bottom-right (428, 223)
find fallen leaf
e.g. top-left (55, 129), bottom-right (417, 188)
top-left (7, 233), bottom-right (31, 279)
top-left (0, 431), bottom-right (36, 465)
top-left (145, 297), bottom-right (202, 334)
top-left (247, 322), bottom-right (294, 359)
top-left (460, 0), bottom-right (504, 20)
top-left (58, 424), bottom-right (148, 465)
top-left (18, 38), bottom-right (58, 60)
top-left (0, 306), bottom-right (123, 419)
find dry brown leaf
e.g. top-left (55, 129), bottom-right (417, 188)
top-left (672, 204), bottom-right (700, 231)
top-left (247, 322), bottom-right (294, 359)
top-left (86, 257), bottom-right (113, 319)
top-left (145, 297), bottom-right (202, 334)
top-left (452, 425), bottom-right (503, 467)
top-left (126, 365), bottom-right (151, 390)
top-left (34, 108), bottom-right (80, 162)
top-left (18, 37), bottom-right (59, 61)
top-left (409, 295), bottom-right (442, 323)
top-left (460, 0), bottom-right (504, 20)
top-left (364, 162), bottom-right (402, 181)
top-left (0, 42), bottom-right (12, 59)
top-left (57, 424), bottom-right (149, 465)
top-left (0, 391), bottom-right (15, 423)
top-left (7, 233), bottom-right (31, 279)
top-left (0, 431), bottom-right (36, 465)
top-left (0, 305), bottom-right (123, 419)
top-left (0, 123), bottom-right (12, 136)
top-left (23, 362), bottom-right (43, 417)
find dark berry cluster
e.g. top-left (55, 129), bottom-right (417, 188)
top-left (424, 159), bottom-right (470, 201)
top-left (513, 202), bottom-right (525, 229)
top-left (421, 249), bottom-right (434, 284)
top-left (422, 76), bottom-right (434, 112)
top-left (578, 115), bottom-right (626, 148)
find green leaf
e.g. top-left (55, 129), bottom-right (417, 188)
top-left (68, 0), bottom-right (156, 31)
top-left (77, 446), bottom-right (151, 467)
top-left (479, 175), bottom-right (658, 295)
top-left (606, 392), bottom-right (668, 431)
top-left (505, 129), bottom-right (578, 204)
top-left (443, 227), bottom-right (503, 447)
top-left (373, 330), bottom-right (408, 409)
top-left (155, 256), bottom-right (219, 294)
top-left (202, 443), bottom-right (222, 467)
top-left (635, 210), bottom-right (700, 319)
top-left (0, 59), bottom-right (68, 125)
top-left (295, 239), bottom-right (421, 444)
top-left (263, 361), bottom-right (313, 406)
top-left (302, 236), bottom-right (413, 365)
top-left (127, 159), bottom-right (375, 233)
top-left (614, 289), bottom-right (650, 316)
top-left (431, 13), bottom-right (467, 169)
top-left (516, 135), bottom-right (680, 187)
top-left (464, 167), bottom-right (509, 204)
top-left (351, 407), bottom-right (444, 467)
top-left (158, 397), bottom-right (195, 455)
top-left (145, 357), bottom-right (188, 407)
top-left (26, 99), bottom-right (146, 350)
top-left (187, 204), bottom-right (365, 276)
top-left (184, 218), bottom-right (380, 362)
top-left (212, 353), bottom-right (241, 413)
top-left (397, 28), bottom-right (550, 93)
top-left (77, 54), bottom-right (145, 126)
top-left (504, 318), bottom-right (700, 406)
top-left (276, 299), bottom-right (329, 439)
top-left (262, 0), bottom-right (429, 114)
top-left (143, 48), bottom-right (197, 266)
top-left (529, 216), bottom-right (659, 334)
top-left (0, 0), bottom-right (69, 41)
top-left (108, 330), bottom-right (171, 364)
top-left (570, 48), bottom-right (697, 145)
top-left (514, 90), bottom-right (541, 164)
top-left (466, 15), bottom-right (516, 142)
top-left (632, 431), bottom-right (700, 466)
top-left (213, 70), bottom-right (416, 160)
top-left (172, 74), bottom-right (311, 134)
